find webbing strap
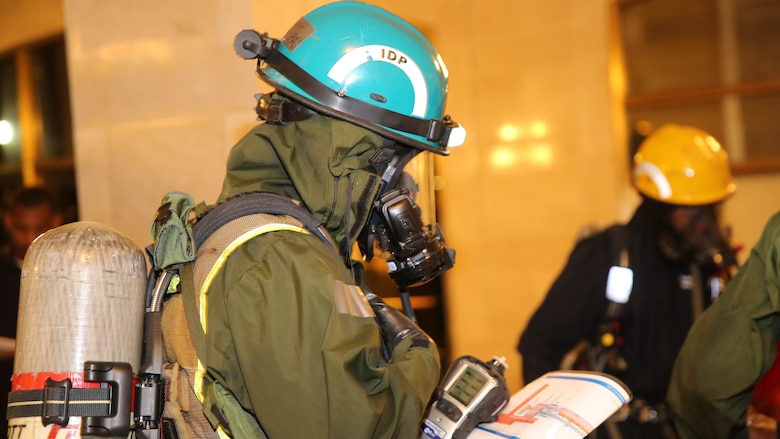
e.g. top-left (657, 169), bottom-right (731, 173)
top-left (180, 262), bottom-right (205, 362)
top-left (7, 387), bottom-right (111, 420)
top-left (606, 224), bottom-right (630, 268)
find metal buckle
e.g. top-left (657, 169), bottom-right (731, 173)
top-left (255, 94), bottom-right (284, 123)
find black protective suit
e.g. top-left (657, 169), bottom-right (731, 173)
top-left (518, 200), bottom-right (714, 438)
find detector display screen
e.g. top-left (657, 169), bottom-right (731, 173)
top-left (446, 366), bottom-right (488, 406)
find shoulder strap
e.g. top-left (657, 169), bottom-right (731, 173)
top-left (605, 224), bottom-right (629, 269)
top-left (604, 224), bottom-right (633, 305)
top-left (193, 192), bottom-right (337, 252)
top-left (179, 263), bottom-right (204, 359)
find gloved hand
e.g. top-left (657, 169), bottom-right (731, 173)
top-left (365, 292), bottom-right (431, 361)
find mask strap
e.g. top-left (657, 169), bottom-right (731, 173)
top-left (343, 175), bottom-right (354, 268)
top-left (368, 140), bottom-right (397, 176)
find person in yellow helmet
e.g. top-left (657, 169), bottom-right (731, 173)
top-left (518, 124), bottom-right (738, 439)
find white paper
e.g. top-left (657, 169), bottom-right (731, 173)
top-left (467, 370), bottom-right (631, 439)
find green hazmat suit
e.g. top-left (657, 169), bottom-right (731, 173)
top-left (667, 210), bottom-right (780, 439)
top-left (203, 112), bottom-right (441, 438)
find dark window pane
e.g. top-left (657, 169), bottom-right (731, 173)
top-left (741, 93), bottom-right (780, 159)
top-left (0, 56), bottom-right (21, 165)
top-left (32, 39), bottom-right (73, 160)
top-left (621, 0), bottom-right (720, 94)
top-left (628, 100), bottom-right (726, 148)
top-left (737, 0), bottom-right (780, 82)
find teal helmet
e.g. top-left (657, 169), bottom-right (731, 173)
top-left (234, 1), bottom-right (466, 154)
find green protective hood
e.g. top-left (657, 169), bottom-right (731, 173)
top-left (218, 112), bottom-right (385, 250)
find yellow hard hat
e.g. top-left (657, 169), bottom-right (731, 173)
top-left (632, 124), bottom-right (736, 205)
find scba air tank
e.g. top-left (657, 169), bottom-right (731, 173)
top-left (8, 221), bottom-right (147, 438)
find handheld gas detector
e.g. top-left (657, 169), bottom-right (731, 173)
top-left (421, 355), bottom-right (510, 439)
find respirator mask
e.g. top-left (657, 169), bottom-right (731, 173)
top-left (360, 147), bottom-right (455, 288)
top-left (657, 204), bottom-right (737, 276)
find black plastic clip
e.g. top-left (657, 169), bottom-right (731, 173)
top-left (83, 362), bottom-right (133, 437)
top-left (42, 377), bottom-right (72, 427)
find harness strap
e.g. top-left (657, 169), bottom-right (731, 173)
top-left (606, 224), bottom-right (630, 269)
top-left (193, 192), bottom-right (337, 252)
top-left (7, 386), bottom-right (111, 421)
top-left (180, 262), bottom-right (203, 362)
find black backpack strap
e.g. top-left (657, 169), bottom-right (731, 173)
top-left (193, 192), bottom-right (338, 252)
top-left (605, 224), bottom-right (629, 269)
top-left (597, 224), bottom-right (632, 374)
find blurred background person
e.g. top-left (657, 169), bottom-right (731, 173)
top-left (517, 124), bottom-right (739, 439)
top-left (0, 186), bottom-right (62, 432)
top-left (2, 186), bottom-right (63, 268)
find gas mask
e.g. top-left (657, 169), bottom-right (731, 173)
top-left (360, 147), bottom-right (455, 288)
top-left (657, 204), bottom-right (737, 276)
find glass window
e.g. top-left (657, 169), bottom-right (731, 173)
top-left (619, 0), bottom-right (780, 173)
top-left (0, 56), bottom-right (21, 166)
top-left (622, 0), bottom-right (720, 94)
top-left (737, 0), bottom-right (780, 82)
top-left (32, 39), bottom-right (73, 160)
top-left (0, 36), bottom-right (77, 226)
top-left (741, 92), bottom-right (780, 160)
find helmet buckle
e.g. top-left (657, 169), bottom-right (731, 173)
top-left (255, 93), bottom-right (315, 124)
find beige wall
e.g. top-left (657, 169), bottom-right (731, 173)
top-left (56, 0), bottom-right (780, 394)
top-left (0, 0), bottom-right (64, 53)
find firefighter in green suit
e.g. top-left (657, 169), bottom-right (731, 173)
top-left (668, 211), bottom-right (780, 439)
top-left (162, 2), bottom-right (467, 438)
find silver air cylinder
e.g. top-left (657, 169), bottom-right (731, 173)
top-left (9, 221), bottom-right (147, 438)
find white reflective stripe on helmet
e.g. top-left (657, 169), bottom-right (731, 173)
top-left (634, 161), bottom-right (672, 200)
top-left (328, 45), bottom-right (428, 117)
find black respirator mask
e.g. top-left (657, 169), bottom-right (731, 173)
top-left (657, 205), bottom-right (737, 276)
top-left (359, 146), bottom-right (455, 288)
